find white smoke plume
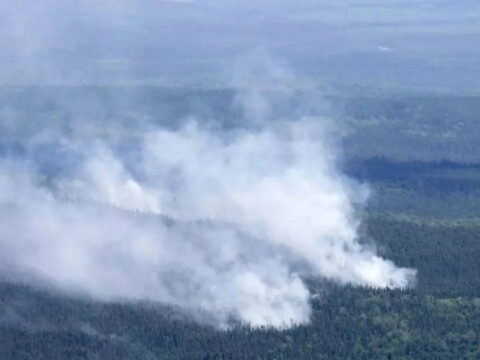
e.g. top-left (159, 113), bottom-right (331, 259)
top-left (0, 53), bottom-right (415, 328)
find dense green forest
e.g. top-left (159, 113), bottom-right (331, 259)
top-left (2, 87), bottom-right (480, 359)
top-left (2, 214), bottom-right (480, 359)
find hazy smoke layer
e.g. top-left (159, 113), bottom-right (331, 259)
top-left (0, 65), bottom-right (415, 328)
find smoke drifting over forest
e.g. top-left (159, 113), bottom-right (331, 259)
top-left (0, 1), bottom-right (416, 328)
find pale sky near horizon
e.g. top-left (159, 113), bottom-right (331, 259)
top-left (1, 0), bottom-right (479, 87)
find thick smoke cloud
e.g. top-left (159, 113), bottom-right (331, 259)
top-left (0, 54), bottom-right (415, 328)
top-left (0, 1), bottom-right (417, 328)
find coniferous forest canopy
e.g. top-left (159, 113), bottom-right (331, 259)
top-left (3, 1), bottom-right (480, 359)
